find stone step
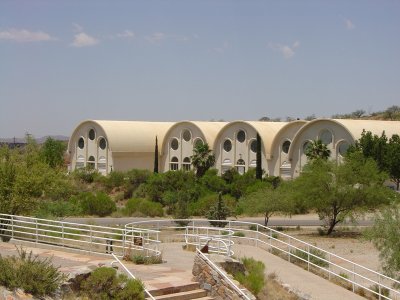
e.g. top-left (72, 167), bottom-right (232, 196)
top-left (148, 282), bottom-right (201, 297)
top-left (149, 289), bottom-right (208, 300)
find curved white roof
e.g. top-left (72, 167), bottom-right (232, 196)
top-left (68, 120), bottom-right (174, 153)
top-left (161, 121), bottom-right (227, 152)
top-left (215, 121), bottom-right (288, 157)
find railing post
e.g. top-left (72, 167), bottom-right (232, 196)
top-left (11, 216), bottom-right (14, 239)
top-left (122, 228), bottom-right (126, 258)
top-left (308, 244), bottom-right (310, 271)
top-left (62, 223), bottom-right (64, 247)
top-left (89, 225), bottom-right (92, 253)
top-left (352, 264), bottom-right (355, 293)
top-left (35, 219), bottom-right (38, 244)
top-left (228, 221), bottom-right (232, 256)
top-left (328, 253), bottom-right (331, 280)
top-left (288, 238), bottom-right (291, 262)
top-left (255, 224), bottom-right (259, 247)
top-left (378, 275), bottom-right (381, 300)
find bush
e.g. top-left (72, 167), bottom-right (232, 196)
top-left (234, 257), bottom-right (265, 295)
top-left (34, 199), bottom-right (82, 218)
top-left (74, 192), bottom-right (117, 217)
top-left (0, 247), bottom-right (66, 297)
top-left (123, 198), bottom-right (163, 217)
top-left (291, 247), bottom-right (329, 268)
top-left (80, 267), bottom-right (145, 299)
top-left (73, 167), bottom-right (101, 184)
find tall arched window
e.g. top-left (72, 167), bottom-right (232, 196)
top-left (236, 158), bottom-right (246, 175)
top-left (282, 140), bottom-right (291, 154)
top-left (170, 156), bottom-right (179, 171)
top-left (78, 137), bottom-right (85, 149)
top-left (182, 157), bottom-right (191, 171)
top-left (87, 156), bottom-right (95, 170)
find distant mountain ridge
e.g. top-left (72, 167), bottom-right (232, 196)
top-left (0, 135), bottom-right (69, 144)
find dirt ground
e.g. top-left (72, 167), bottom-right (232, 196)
top-left (282, 226), bottom-right (382, 273)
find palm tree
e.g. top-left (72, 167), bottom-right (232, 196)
top-left (191, 143), bottom-right (215, 177)
top-left (305, 140), bottom-right (331, 160)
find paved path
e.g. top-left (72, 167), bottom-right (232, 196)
top-left (0, 240), bottom-right (365, 299)
top-left (233, 244), bottom-right (365, 300)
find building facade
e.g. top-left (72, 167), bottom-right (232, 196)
top-left (68, 119), bottom-right (400, 178)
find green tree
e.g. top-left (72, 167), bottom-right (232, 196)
top-left (305, 140), bottom-right (331, 160)
top-left (154, 136), bottom-right (159, 174)
top-left (256, 133), bottom-right (262, 180)
top-left (206, 192), bottom-right (230, 227)
top-left (239, 184), bottom-right (290, 226)
top-left (40, 137), bottom-right (66, 169)
top-left (366, 203), bottom-right (400, 278)
top-left (292, 153), bottom-right (393, 235)
top-left (191, 143), bottom-right (215, 177)
top-left (386, 135), bottom-right (400, 190)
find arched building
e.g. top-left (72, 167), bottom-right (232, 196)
top-left (160, 121), bottom-right (226, 172)
top-left (213, 121), bottom-right (288, 175)
top-left (67, 120), bottom-right (173, 175)
top-left (288, 119), bottom-right (400, 178)
top-left (68, 119), bottom-right (400, 178)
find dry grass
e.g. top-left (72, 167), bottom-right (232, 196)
top-left (257, 273), bottom-right (300, 300)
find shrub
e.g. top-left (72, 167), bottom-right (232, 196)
top-left (233, 231), bottom-right (245, 237)
top-left (234, 257), bottom-right (265, 295)
top-left (249, 224), bottom-right (257, 231)
top-left (73, 167), bottom-right (101, 184)
top-left (0, 247), bottom-right (66, 297)
top-left (115, 279), bottom-right (145, 300)
top-left (370, 284), bottom-right (390, 299)
top-left (123, 198), bottom-right (163, 217)
top-left (74, 192), bottom-right (117, 217)
top-left (81, 267), bottom-right (122, 298)
top-left (35, 199), bottom-right (81, 218)
top-left (291, 247), bottom-right (329, 268)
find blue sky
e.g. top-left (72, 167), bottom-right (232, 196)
top-left (1, 1), bottom-right (399, 137)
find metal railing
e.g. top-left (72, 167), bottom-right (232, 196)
top-left (125, 219), bottom-right (400, 300)
top-left (196, 249), bottom-right (251, 300)
top-left (111, 253), bottom-right (155, 300)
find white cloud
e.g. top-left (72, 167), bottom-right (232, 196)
top-left (213, 41), bottom-right (229, 54)
top-left (71, 32), bottom-right (99, 47)
top-left (268, 41), bottom-right (300, 59)
top-left (116, 30), bottom-right (135, 39)
top-left (146, 32), bottom-right (167, 43)
top-left (0, 28), bottom-right (55, 42)
top-left (345, 19), bottom-right (355, 30)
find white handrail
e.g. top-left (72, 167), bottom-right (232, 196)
top-left (196, 249), bottom-right (251, 300)
top-left (111, 253), bottom-right (155, 300)
top-left (125, 218), bottom-right (400, 300)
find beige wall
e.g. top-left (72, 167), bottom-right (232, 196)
top-left (69, 122), bottom-right (112, 175)
top-left (161, 123), bottom-right (206, 172)
top-left (214, 123), bottom-right (268, 175)
top-left (289, 120), bottom-right (354, 178)
top-left (269, 122), bottom-right (306, 179)
top-left (112, 152), bottom-right (154, 172)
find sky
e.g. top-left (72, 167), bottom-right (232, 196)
top-left (1, 1), bottom-right (399, 138)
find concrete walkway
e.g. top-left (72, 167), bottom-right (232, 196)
top-left (0, 240), bottom-right (365, 300)
top-left (233, 244), bottom-right (365, 300)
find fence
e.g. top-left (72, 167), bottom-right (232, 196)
top-left (125, 219), bottom-right (400, 300)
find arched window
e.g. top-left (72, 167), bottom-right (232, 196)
top-left (236, 158), bottom-right (246, 175)
top-left (170, 156), bottom-right (179, 171)
top-left (182, 157), bottom-right (191, 171)
top-left (170, 138), bottom-right (179, 150)
top-left (320, 130), bottom-right (333, 145)
top-left (99, 138), bottom-right (107, 150)
top-left (194, 138), bottom-right (204, 148)
top-left (87, 156), bottom-right (95, 169)
top-left (78, 137), bottom-right (85, 149)
top-left (250, 140), bottom-right (257, 153)
top-left (338, 141), bottom-right (350, 156)
top-left (76, 155), bottom-right (85, 169)
top-left (182, 130), bottom-right (191, 142)
top-left (222, 158), bottom-right (232, 174)
top-left (98, 156), bottom-right (107, 174)
top-left (282, 140), bottom-right (291, 154)
top-left (223, 139), bottom-right (232, 152)
top-left (303, 141), bottom-right (311, 154)
top-left (237, 130), bottom-right (246, 143)
top-left (88, 129), bottom-right (96, 141)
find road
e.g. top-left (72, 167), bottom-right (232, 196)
top-left (65, 214), bottom-right (374, 227)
